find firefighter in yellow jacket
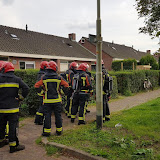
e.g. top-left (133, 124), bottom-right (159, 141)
top-left (35, 61), bottom-right (69, 136)
top-left (0, 62), bottom-right (29, 153)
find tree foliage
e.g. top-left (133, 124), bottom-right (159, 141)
top-left (135, 0), bottom-right (160, 38)
top-left (139, 54), bottom-right (159, 70)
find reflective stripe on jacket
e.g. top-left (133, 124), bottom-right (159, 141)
top-left (102, 68), bottom-right (110, 95)
top-left (76, 70), bottom-right (92, 93)
top-left (0, 72), bottom-right (29, 112)
top-left (34, 70), bottom-right (69, 104)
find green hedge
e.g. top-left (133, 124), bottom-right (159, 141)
top-left (109, 70), bottom-right (160, 95)
top-left (112, 59), bottom-right (137, 71)
top-left (14, 69), bottom-right (159, 116)
top-left (14, 70), bottom-right (118, 116)
top-left (91, 72), bottom-right (118, 100)
top-left (15, 69), bottom-right (39, 116)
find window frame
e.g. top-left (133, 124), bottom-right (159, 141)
top-left (19, 61), bottom-right (35, 69)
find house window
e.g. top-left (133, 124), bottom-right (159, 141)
top-left (0, 57), bottom-right (8, 61)
top-left (60, 60), bottom-right (68, 72)
top-left (91, 64), bottom-right (96, 71)
top-left (19, 61), bottom-right (35, 69)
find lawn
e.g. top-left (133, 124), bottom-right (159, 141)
top-left (47, 97), bottom-right (160, 160)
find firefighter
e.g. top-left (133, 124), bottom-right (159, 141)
top-left (0, 61), bottom-right (6, 74)
top-left (63, 62), bottom-right (78, 118)
top-left (0, 62), bottom-right (29, 153)
top-left (71, 63), bottom-right (92, 125)
top-left (102, 61), bottom-right (111, 122)
top-left (34, 61), bottom-right (69, 137)
top-left (0, 61), bottom-right (9, 140)
top-left (95, 60), bottom-right (111, 122)
top-left (34, 61), bottom-right (48, 125)
top-left (85, 70), bottom-right (93, 114)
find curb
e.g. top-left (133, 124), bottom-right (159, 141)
top-left (42, 137), bottom-right (106, 160)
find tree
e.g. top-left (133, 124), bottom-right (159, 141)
top-left (139, 54), bottom-right (159, 70)
top-left (135, 0), bottom-right (160, 38)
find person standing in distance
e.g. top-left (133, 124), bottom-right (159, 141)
top-left (102, 60), bottom-right (111, 122)
top-left (95, 60), bottom-right (111, 122)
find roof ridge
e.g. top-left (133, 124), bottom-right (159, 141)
top-left (0, 24), bottom-right (70, 40)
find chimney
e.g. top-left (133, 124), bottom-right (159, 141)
top-left (68, 33), bottom-right (76, 41)
top-left (146, 50), bottom-right (151, 54)
top-left (89, 34), bottom-right (96, 43)
top-left (26, 24), bottom-right (28, 32)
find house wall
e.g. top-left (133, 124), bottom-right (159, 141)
top-left (79, 40), bottom-right (113, 70)
top-left (9, 57), bottom-right (42, 69)
top-left (102, 50), bottom-right (113, 70)
top-left (8, 56), bottom-right (92, 72)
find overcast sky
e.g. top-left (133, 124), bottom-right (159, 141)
top-left (0, 0), bottom-right (159, 54)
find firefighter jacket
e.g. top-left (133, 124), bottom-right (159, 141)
top-left (37, 69), bottom-right (46, 96)
top-left (65, 69), bottom-right (75, 87)
top-left (61, 69), bottom-right (76, 88)
top-left (37, 69), bottom-right (46, 81)
top-left (102, 68), bottom-right (110, 96)
top-left (34, 70), bottom-right (69, 104)
top-left (0, 72), bottom-right (29, 113)
top-left (76, 70), bottom-right (92, 93)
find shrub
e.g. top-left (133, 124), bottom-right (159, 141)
top-left (139, 54), bottom-right (159, 70)
top-left (110, 70), bottom-right (160, 95)
top-left (14, 69), bottom-right (159, 116)
top-left (15, 69), bottom-right (39, 116)
top-left (112, 59), bottom-right (137, 71)
top-left (15, 70), bottom-right (118, 116)
top-left (91, 73), bottom-right (118, 100)
top-left (111, 60), bottom-right (122, 71)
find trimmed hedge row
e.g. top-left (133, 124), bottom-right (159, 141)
top-left (14, 69), bottom-right (159, 116)
top-left (112, 59), bottom-right (137, 71)
top-left (91, 73), bottom-right (118, 99)
top-left (14, 70), bottom-right (118, 116)
top-left (109, 70), bottom-right (160, 95)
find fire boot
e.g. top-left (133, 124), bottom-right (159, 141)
top-left (78, 120), bottom-right (86, 125)
top-left (0, 139), bottom-right (9, 148)
top-left (10, 145), bottom-right (25, 153)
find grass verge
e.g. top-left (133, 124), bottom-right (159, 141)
top-left (47, 97), bottom-right (160, 160)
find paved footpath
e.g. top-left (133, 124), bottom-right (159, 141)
top-left (1, 89), bottom-right (160, 160)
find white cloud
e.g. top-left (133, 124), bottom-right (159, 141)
top-left (0, 2), bottom-right (21, 27)
top-left (0, 0), bottom-right (15, 6)
top-left (0, 0), bottom-right (159, 53)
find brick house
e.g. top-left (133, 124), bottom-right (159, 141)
top-left (0, 25), bottom-right (96, 71)
top-left (79, 34), bottom-right (148, 70)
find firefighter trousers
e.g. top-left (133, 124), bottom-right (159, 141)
top-left (65, 89), bottom-right (73, 116)
top-left (0, 113), bottom-right (19, 147)
top-left (71, 93), bottom-right (87, 121)
top-left (35, 96), bottom-right (44, 124)
top-left (43, 102), bottom-right (62, 134)
top-left (103, 94), bottom-right (110, 120)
